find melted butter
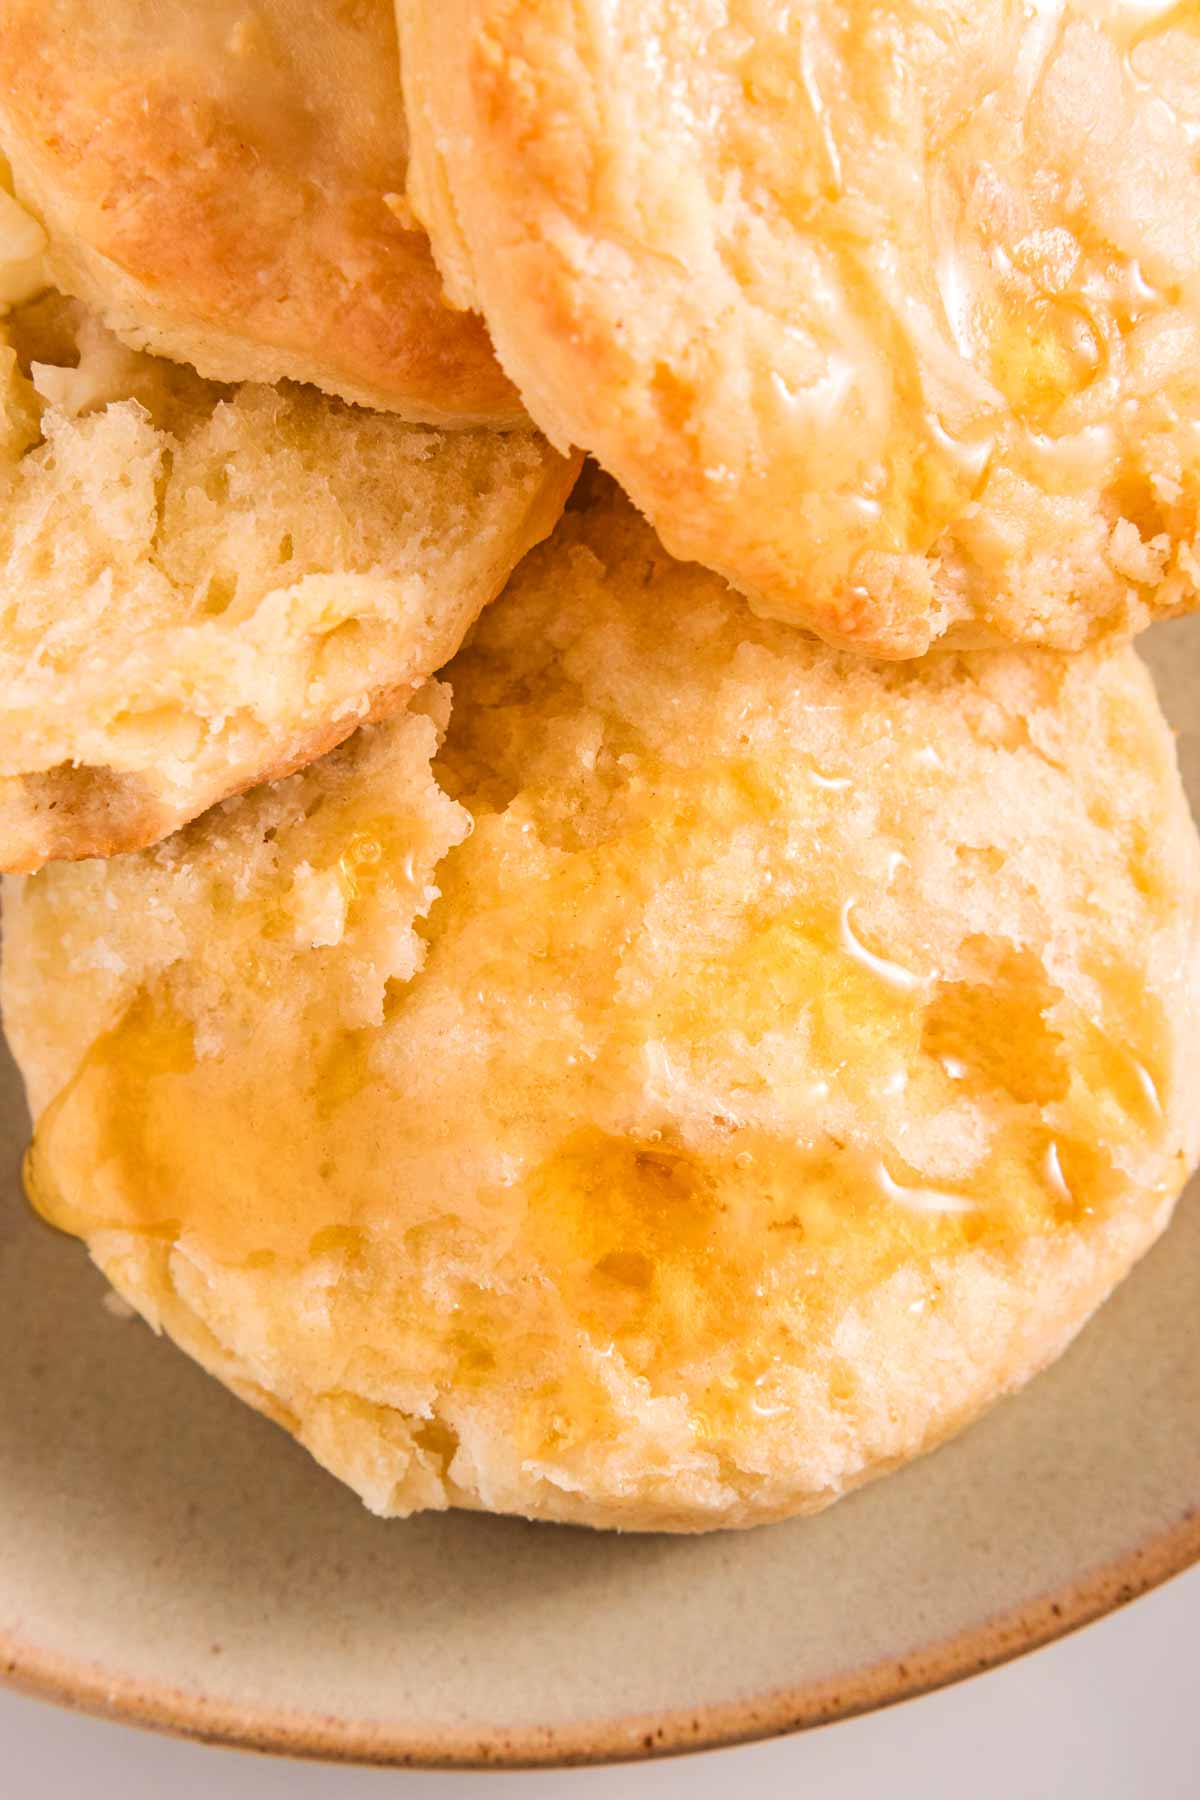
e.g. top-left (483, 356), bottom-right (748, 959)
top-left (874, 1160), bottom-right (977, 1217)
top-left (839, 899), bottom-right (930, 995)
top-left (24, 934), bottom-right (1177, 1467)
top-left (749, 1367), bottom-right (789, 1418)
top-left (808, 763), bottom-right (853, 791)
top-left (658, 904), bottom-right (924, 1104)
top-left (1042, 1137), bottom-right (1074, 1209)
top-left (690, 0), bottom-right (1200, 613)
top-left (513, 1101), bottom-right (1152, 1454)
top-left (334, 815), bottom-right (429, 906)
top-left (1129, 1054), bottom-right (1164, 1119)
top-left (337, 829), bottom-right (383, 896)
top-left (25, 994), bottom-right (195, 1243)
top-left (19, 705), bottom-right (1183, 1466)
top-left (921, 950), bottom-right (1069, 1107)
top-left (315, 1028), bottom-right (375, 1117)
top-left (1077, 953), bottom-right (1171, 1131)
top-left (925, 410), bottom-right (996, 487)
top-left (516, 1109), bottom-right (1135, 1440)
top-left (989, 295), bottom-right (1108, 423)
top-left (24, 993), bottom-right (385, 1264)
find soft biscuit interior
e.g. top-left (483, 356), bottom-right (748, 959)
top-left (7, 484), bottom-right (1197, 1526)
top-left (0, 286), bottom-right (577, 869)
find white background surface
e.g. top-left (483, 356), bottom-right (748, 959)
top-left (2, 1561), bottom-right (1197, 1798)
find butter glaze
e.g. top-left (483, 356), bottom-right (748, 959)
top-left (403, 0), bottom-right (1200, 654)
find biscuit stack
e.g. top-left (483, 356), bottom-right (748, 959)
top-left (0, 1), bottom-right (1197, 1532)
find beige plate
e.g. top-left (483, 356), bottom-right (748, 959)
top-left (2, 619), bottom-right (1199, 1770)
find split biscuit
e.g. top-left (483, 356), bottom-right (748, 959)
top-left (6, 482), bottom-right (1198, 1529)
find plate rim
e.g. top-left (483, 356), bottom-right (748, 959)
top-left (2, 1506), bottom-right (1197, 1769)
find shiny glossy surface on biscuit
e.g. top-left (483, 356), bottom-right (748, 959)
top-left (403, 1), bottom-right (1200, 653)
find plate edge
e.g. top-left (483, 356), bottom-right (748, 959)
top-left (2, 1505), bottom-right (1197, 1770)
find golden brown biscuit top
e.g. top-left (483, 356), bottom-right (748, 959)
top-left (403, 0), bottom-right (1200, 648)
top-left (0, 0), bottom-right (518, 420)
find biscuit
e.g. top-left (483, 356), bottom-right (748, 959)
top-left (0, 153), bottom-right (45, 314)
top-left (0, 0), bottom-right (518, 422)
top-left (0, 292), bottom-right (577, 870)
top-left (6, 482), bottom-right (1198, 1531)
top-left (402, 2), bottom-right (1200, 654)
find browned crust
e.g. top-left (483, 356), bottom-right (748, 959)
top-left (0, 702), bottom-right (401, 873)
top-left (1, 1508), bottom-right (1195, 1768)
top-left (0, 0), bottom-right (519, 423)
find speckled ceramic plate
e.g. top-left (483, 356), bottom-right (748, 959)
top-left (2, 618), bottom-right (1199, 1770)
